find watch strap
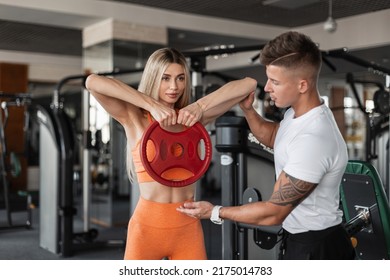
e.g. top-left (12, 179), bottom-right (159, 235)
top-left (210, 205), bottom-right (223, 225)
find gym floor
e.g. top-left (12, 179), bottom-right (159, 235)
top-left (0, 206), bottom-right (127, 260)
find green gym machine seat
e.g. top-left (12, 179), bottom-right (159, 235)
top-left (340, 160), bottom-right (390, 259)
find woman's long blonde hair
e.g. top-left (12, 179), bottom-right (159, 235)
top-left (127, 47), bottom-right (192, 183)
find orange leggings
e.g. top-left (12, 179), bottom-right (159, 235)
top-left (124, 197), bottom-right (207, 260)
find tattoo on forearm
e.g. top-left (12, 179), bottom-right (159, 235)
top-left (270, 173), bottom-right (317, 207)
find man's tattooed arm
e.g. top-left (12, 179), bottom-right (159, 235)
top-left (269, 171), bottom-right (318, 207)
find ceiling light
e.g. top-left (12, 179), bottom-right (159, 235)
top-left (323, 0), bottom-right (337, 33)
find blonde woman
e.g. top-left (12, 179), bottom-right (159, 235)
top-left (85, 47), bottom-right (256, 260)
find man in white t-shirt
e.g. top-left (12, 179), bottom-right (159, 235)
top-left (177, 31), bottom-right (355, 260)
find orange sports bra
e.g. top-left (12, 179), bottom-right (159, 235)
top-left (131, 113), bottom-right (193, 184)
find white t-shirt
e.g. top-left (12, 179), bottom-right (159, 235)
top-left (274, 102), bottom-right (348, 234)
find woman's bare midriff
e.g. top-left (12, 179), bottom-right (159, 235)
top-left (138, 181), bottom-right (195, 203)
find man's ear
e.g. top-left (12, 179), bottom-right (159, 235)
top-left (299, 79), bottom-right (308, 93)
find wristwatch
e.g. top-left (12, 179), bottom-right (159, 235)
top-left (210, 205), bottom-right (224, 225)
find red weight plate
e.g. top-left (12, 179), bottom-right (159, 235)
top-left (140, 121), bottom-right (212, 187)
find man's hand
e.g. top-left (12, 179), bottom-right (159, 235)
top-left (177, 201), bottom-right (214, 219)
top-left (239, 91), bottom-right (255, 112)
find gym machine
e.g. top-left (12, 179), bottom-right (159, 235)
top-left (345, 73), bottom-right (389, 163)
top-left (344, 73), bottom-right (390, 201)
top-left (215, 114), bottom-right (280, 260)
top-left (38, 69), bottom-right (141, 257)
top-left (0, 93), bottom-right (34, 230)
top-left (340, 160), bottom-right (390, 259)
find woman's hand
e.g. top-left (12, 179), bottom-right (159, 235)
top-left (177, 101), bottom-right (203, 127)
top-left (149, 101), bottom-right (178, 127)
